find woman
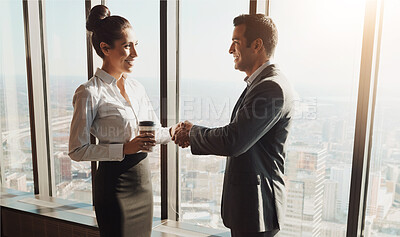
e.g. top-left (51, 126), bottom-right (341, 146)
top-left (68, 5), bottom-right (174, 237)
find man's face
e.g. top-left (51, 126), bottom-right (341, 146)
top-left (229, 24), bottom-right (255, 75)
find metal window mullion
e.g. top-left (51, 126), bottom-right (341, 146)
top-left (86, 0), bottom-right (103, 74)
top-left (160, 0), bottom-right (168, 220)
top-left (38, 0), bottom-right (56, 198)
top-left (85, 0), bottom-right (94, 80)
top-left (161, 0), bottom-right (179, 221)
top-left (85, 0), bottom-right (103, 205)
top-left (360, 0), bottom-right (385, 233)
top-left (256, 0), bottom-right (269, 15)
top-left (346, 0), bottom-right (381, 236)
top-left (22, 0), bottom-right (51, 196)
top-left (91, 0), bottom-right (104, 71)
top-left (169, 0), bottom-right (180, 221)
top-left (85, 0), bottom-right (96, 206)
top-left (250, 0), bottom-right (257, 14)
top-left (22, 0), bottom-right (39, 195)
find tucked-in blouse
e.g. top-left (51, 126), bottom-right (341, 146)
top-left (68, 68), bottom-right (171, 162)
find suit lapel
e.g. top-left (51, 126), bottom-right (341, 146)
top-left (230, 64), bottom-right (277, 122)
top-left (231, 87), bottom-right (248, 122)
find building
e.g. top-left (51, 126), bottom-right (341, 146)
top-left (5, 173), bottom-right (27, 192)
top-left (323, 180), bottom-right (337, 221)
top-left (331, 166), bottom-right (351, 215)
top-left (281, 147), bottom-right (326, 237)
top-left (54, 151), bottom-right (72, 184)
top-left (1, 0), bottom-right (399, 236)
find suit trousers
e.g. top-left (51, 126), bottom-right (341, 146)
top-left (231, 229), bottom-right (279, 237)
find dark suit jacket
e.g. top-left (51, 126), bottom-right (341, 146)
top-left (189, 64), bottom-right (294, 232)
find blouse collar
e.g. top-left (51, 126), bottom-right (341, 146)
top-left (95, 68), bottom-right (117, 84)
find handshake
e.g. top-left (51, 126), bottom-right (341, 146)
top-left (171, 120), bottom-right (193, 148)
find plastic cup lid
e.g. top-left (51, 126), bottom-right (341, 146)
top-left (139, 121), bottom-right (155, 126)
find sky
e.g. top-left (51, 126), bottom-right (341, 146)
top-left (0, 0), bottom-right (27, 78)
top-left (1, 0), bottom-right (399, 100)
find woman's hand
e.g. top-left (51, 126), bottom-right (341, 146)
top-left (170, 122), bottom-right (182, 137)
top-left (123, 133), bottom-right (156, 154)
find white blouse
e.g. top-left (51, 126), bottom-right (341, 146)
top-left (68, 68), bottom-right (171, 162)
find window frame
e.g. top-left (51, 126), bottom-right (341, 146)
top-left (17, 0), bottom-right (387, 235)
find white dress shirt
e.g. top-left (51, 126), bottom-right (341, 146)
top-left (68, 68), bottom-right (171, 162)
top-left (244, 60), bottom-right (271, 87)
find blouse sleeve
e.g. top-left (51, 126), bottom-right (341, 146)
top-left (68, 85), bottom-right (124, 162)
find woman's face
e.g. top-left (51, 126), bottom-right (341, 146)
top-left (106, 27), bottom-right (138, 75)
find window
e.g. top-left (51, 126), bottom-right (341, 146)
top-left (1, 1), bottom-right (397, 235)
top-left (107, 0), bottom-right (161, 218)
top-left (269, 0), bottom-right (365, 235)
top-left (364, 0), bottom-right (400, 236)
top-left (0, 0), bottom-right (34, 193)
top-left (179, 0), bottom-right (249, 229)
top-left (45, 0), bottom-right (91, 203)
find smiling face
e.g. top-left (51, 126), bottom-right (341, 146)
top-left (103, 27), bottom-right (138, 76)
top-left (229, 24), bottom-right (256, 76)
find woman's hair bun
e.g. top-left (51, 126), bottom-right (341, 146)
top-left (86, 5), bottom-right (111, 32)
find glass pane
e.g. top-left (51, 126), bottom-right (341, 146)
top-left (45, 0), bottom-right (91, 203)
top-left (269, 0), bottom-right (365, 236)
top-left (364, 0), bottom-right (400, 236)
top-left (179, 0), bottom-right (249, 229)
top-left (0, 1), bottom-right (34, 193)
top-left (107, 0), bottom-right (161, 218)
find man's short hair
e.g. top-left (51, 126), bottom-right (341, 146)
top-left (233, 14), bottom-right (278, 58)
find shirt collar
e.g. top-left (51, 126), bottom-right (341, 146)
top-left (95, 68), bottom-right (117, 84)
top-left (244, 60), bottom-right (271, 87)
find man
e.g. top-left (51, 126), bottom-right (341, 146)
top-left (173, 14), bottom-right (294, 237)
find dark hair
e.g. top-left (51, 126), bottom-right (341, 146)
top-left (86, 5), bottom-right (132, 58)
top-left (233, 14), bottom-right (278, 58)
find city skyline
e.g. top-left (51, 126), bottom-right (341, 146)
top-left (2, 0), bottom-right (400, 236)
top-left (2, 71), bottom-right (400, 236)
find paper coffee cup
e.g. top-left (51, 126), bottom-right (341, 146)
top-left (138, 121), bottom-right (155, 152)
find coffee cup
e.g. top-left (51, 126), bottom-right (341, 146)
top-left (138, 121), bottom-right (155, 152)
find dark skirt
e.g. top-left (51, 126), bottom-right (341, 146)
top-left (94, 153), bottom-right (153, 237)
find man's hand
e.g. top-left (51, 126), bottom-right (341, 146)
top-left (172, 120), bottom-right (193, 148)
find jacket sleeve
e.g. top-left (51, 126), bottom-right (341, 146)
top-left (189, 81), bottom-right (284, 157)
top-left (68, 85), bottom-right (124, 162)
